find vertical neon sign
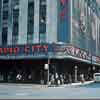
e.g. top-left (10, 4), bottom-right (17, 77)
top-left (58, 0), bottom-right (70, 43)
top-left (60, 0), bottom-right (68, 20)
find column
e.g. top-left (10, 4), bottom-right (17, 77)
top-left (70, 0), bottom-right (73, 43)
top-left (33, 0), bottom-right (39, 43)
top-left (46, 0), bottom-right (57, 43)
top-left (18, 0), bottom-right (28, 44)
top-left (8, 0), bottom-right (13, 45)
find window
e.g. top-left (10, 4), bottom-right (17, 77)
top-left (12, 1), bottom-right (19, 44)
top-left (12, 35), bottom-right (18, 45)
top-left (3, 10), bottom-right (8, 20)
top-left (13, 9), bottom-right (19, 17)
top-left (27, 34), bottom-right (33, 43)
top-left (0, 0), bottom-right (2, 24)
top-left (2, 27), bottom-right (8, 45)
top-left (39, 33), bottom-right (46, 43)
top-left (39, 0), bottom-right (46, 43)
top-left (13, 9), bottom-right (19, 23)
top-left (0, 0), bottom-right (2, 11)
top-left (13, 0), bottom-right (19, 6)
top-left (3, 0), bottom-right (9, 4)
top-left (27, 1), bottom-right (34, 44)
top-left (13, 23), bottom-right (18, 35)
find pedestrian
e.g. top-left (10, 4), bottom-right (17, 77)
top-left (51, 74), bottom-right (55, 85)
top-left (80, 74), bottom-right (85, 83)
top-left (40, 69), bottom-right (44, 85)
top-left (28, 74), bottom-right (32, 80)
top-left (55, 73), bottom-right (59, 85)
top-left (16, 73), bottom-right (22, 81)
top-left (60, 74), bottom-right (64, 84)
top-left (68, 74), bottom-right (72, 83)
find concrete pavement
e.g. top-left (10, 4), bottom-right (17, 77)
top-left (48, 80), bottom-right (94, 88)
top-left (0, 80), bottom-right (98, 99)
top-left (0, 80), bottom-right (94, 89)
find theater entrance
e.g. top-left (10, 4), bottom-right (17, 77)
top-left (0, 59), bottom-right (48, 84)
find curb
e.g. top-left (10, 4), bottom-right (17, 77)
top-left (48, 81), bottom-right (94, 88)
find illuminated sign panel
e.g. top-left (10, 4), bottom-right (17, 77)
top-left (53, 44), bottom-right (91, 61)
top-left (0, 44), bottom-right (100, 65)
top-left (0, 44), bottom-right (48, 57)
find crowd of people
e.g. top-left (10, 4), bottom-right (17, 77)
top-left (48, 73), bottom-right (72, 86)
top-left (47, 72), bottom-right (93, 86)
top-left (0, 68), bottom-right (94, 84)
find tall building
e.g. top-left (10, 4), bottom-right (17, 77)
top-left (0, 0), bottom-right (58, 45)
top-left (0, 0), bottom-right (100, 83)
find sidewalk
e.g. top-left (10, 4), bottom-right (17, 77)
top-left (48, 80), bottom-right (94, 88)
top-left (0, 80), bottom-right (94, 89)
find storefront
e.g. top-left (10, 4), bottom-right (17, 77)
top-left (0, 43), bottom-right (100, 84)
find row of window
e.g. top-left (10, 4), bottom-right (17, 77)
top-left (27, 0), bottom-right (34, 44)
top-left (39, 0), bottom-right (46, 43)
top-left (12, 0), bottom-right (19, 44)
top-left (1, 0), bottom-right (47, 45)
top-left (3, 0), bottom-right (9, 4)
top-left (2, 0), bottom-right (9, 45)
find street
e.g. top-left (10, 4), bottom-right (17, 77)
top-left (0, 83), bottom-right (99, 99)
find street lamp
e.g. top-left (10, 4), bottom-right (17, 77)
top-left (44, 63), bottom-right (49, 85)
top-left (92, 66), bottom-right (95, 79)
top-left (75, 65), bottom-right (78, 83)
top-left (92, 66), bottom-right (95, 71)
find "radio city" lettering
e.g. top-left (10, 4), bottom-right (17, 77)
top-left (0, 45), bottom-right (48, 55)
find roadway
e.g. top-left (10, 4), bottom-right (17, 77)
top-left (0, 82), bottom-right (99, 99)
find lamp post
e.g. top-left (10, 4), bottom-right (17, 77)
top-left (92, 66), bottom-right (95, 79)
top-left (44, 58), bottom-right (50, 85)
top-left (92, 66), bottom-right (95, 71)
top-left (75, 65), bottom-right (78, 83)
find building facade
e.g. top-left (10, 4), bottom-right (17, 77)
top-left (0, 0), bottom-right (100, 83)
top-left (0, 0), bottom-right (58, 45)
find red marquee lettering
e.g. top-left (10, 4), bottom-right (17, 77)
top-left (32, 46), bottom-right (35, 52)
top-left (43, 45), bottom-right (48, 52)
top-left (35, 45), bottom-right (41, 52)
top-left (32, 45), bottom-right (41, 52)
top-left (14, 47), bottom-right (20, 54)
top-left (4, 48), bottom-right (8, 54)
top-left (0, 48), bottom-right (3, 54)
top-left (9, 48), bottom-right (13, 54)
top-left (25, 46), bottom-right (30, 53)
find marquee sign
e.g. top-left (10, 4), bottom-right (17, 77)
top-left (53, 44), bottom-right (91, 61)
top-left (0, 44), bottom-right (48, 57)
top-left (0, 43), bottom-right (100, 65)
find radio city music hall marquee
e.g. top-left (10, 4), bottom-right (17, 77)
top-left (0, 44), bottom-right (48, 55)
top-left (0, 44), bottom-right (100, 65)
